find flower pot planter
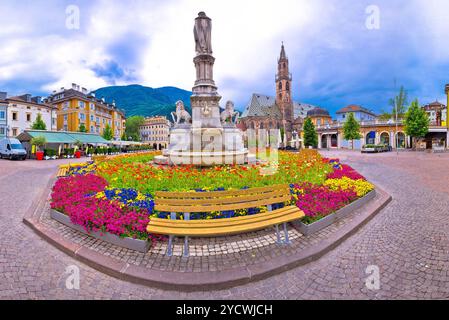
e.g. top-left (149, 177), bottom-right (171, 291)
top-left (36, 151), bottom-right (44, 161)
top-left (292, 189), bottom-right (376, 236)
top-left (50, 209), bottom-right (150, 253)
top-left (75, 151), bottom-right (81, 158)
top-left (44, 156), bottom-right (50, 160)
top-left (51, 156), bottom-right (57, 160)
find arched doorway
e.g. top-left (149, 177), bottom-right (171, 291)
top-left (396, 132), bottom-right (406, 149)
top-left (321, 134), bottom-right (328, 149)
top-left (366, 131), bottom-right (376, 145)
top-left (331, 134), bottom-right (338, 148)
top-left (153, 143), bottom-right (157, 150)
top-left (380, 132), bottom-right (390, 146)
top-left (159, 144), bottom-right (163, 150)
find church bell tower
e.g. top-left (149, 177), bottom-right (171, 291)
top-left (275, 43), bottom-right (294, 125)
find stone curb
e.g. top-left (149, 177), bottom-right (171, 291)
top-left (23, 180), bottom-right (392, 292)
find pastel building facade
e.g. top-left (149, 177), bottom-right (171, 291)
top-left (6, 94), bottom-right (57, 137)
top-left (0, 92), bottom-right (7, 138)
top-left (45, 84), bottom-right (126, 140)
top-left (139, 116), bottom-right (170, 150)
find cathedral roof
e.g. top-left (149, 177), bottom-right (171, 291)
top-left (240, 94), bottom-right (282, 118)
top-left (307, 107), bottom-right (331, 117)
top-left (240, 93), bottom-right (317, 120)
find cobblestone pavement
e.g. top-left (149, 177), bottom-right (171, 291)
top-left (1, 151), bottom-right (449, 299)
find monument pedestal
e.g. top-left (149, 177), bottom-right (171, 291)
top-left (162, 11), bottom-right (250, 166)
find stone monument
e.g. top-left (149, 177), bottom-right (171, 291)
top-left (156, 11), bottom-right (252, 166)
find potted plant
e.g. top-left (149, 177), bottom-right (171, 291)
top-left (74, 140), bottom-right (82, 158)
top-left (31, 136), bottom-right (47, 161)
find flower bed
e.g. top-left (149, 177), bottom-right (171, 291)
top-left (51, 150), bottom-right (374, 247)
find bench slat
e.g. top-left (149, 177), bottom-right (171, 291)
top-left (149, 206), bottom-right (299, 228)
top-left (147, 209), bottom-right (304, 237)
top-left (155, 189), bottom-right (287, 205)
top-left (154, 194), bottom-right (292, 213)
top-left (155, 184), bottom-right (289, 199)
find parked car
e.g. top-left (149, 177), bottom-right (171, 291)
top-left (0, 138), bottom-right (27, 160)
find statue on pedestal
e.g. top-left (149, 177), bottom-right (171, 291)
top-left (194, 12), bottom-right (212, 54)
top-left (171, 100), bottom-right (191, 125)
top-left (220, 101), bottom-right (239, 124)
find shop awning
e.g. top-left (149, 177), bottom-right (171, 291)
top-left (17, 130), bottom-right (111, 145)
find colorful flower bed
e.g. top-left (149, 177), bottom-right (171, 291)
top-left (51, 150), bottom-right (374, 243)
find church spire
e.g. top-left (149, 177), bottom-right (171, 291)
top-left (280, 42), bottom-right (286, 60)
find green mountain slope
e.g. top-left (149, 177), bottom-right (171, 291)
top-left (94, 84), bottom-right (192, 118)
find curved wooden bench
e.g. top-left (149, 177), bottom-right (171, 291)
top-left (147, 184), bottom-right (305, 256)
top-left (57, 163), bottom-right (88, 177)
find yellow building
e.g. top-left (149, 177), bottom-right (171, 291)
top-left (45, 84), bottom-right (126, 140)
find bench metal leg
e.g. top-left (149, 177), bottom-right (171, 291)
top-left (167, 212), bottom-right (176, 257)
top-left (183, 236), bottom-right (189, 257)
top-left (275, 224), bottom-right (283, 244)
top-left (283, 223), bottom-right (291, 245)
top-left (167, 235), bottom-right (174, 257)
top-left (183, 212), bottom-right (190, 257)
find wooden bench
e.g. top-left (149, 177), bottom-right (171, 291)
top-left (56, 163), bottom-right (88, 177)
top-left (147, 184), bottom-right (305, 257)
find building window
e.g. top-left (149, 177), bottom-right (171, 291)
top-left (0, 111), bottom-right (5, 119)
top-left (78, 101), bottom-right (85, 109)
top-left (12, 128), bottom-right (18, 136)
top-left (90, 103), bottom-right (95, 111)
top-left (63, 114), bottom-right (68, 121)
top-left (317, 119), bottom-right (321, 126)
top-left (26, 113), bottom-right (31, 122)
top-left (90, 115), bottom-right (94, 121)
top-left (0, 127), bottom-right (4, 135)
top-left (79, 113), bottom-right (85, 121)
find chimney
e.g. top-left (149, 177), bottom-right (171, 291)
top-left (77, 85), bottom-right (80, 91)
top-left (72, 83), bottom-right (77, 90)
top-left (82, 87), bottom-right (87, 94)
top-left (60, 87), bottom-right (65, 91)
top-left (101, 98), bottom-right (105, 103)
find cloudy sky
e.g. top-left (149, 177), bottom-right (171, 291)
top-left (0, 0), bottom-right (448, 115)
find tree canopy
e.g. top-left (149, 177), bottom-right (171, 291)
top-left (303, 118), bottom-right (318, 148)
top-left (343, 113), bottom-right (362, 149)
top-left (404, 99), bottom-right (429, 140)
top-left (78, 123), bottom-right (87, 132)
top-left (125, 115), bottom-right (145, 141)
top-left (31, 113), bottom-right (46, 130)
top-left (102, 124), bottom-right (113, 141)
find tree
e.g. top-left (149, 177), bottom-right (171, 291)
top-left (30, 136), bottom-right (47, 151)
top-left (303, 118), bottom-right (318, 148)
top-left (102, 124), bottom-right (113, 141)
top-left (343, 112), bottom-right (362, 150)
top-left (31, 113), bottom-right (47, 130)
top-left (404, 99), bottom-right (429, 149)
top-left (78, 123), bottom-right (87, 132)
top-left (120, 132), bottom-right (127, 141)
top-left (125, 116), bottom-right (145, 142)
top-left (389, 86), bottom-right (408, 119)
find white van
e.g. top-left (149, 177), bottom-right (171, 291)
top-left (0, 138), bottom-right (27, 160)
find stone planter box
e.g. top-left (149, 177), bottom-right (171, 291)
top-left (292, 189), bottom-right (376, 236)
top-left (50, 209), bottom-right (150, 253)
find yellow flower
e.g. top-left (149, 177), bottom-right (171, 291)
top-left (324, 177), bottom-right (374, 197)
